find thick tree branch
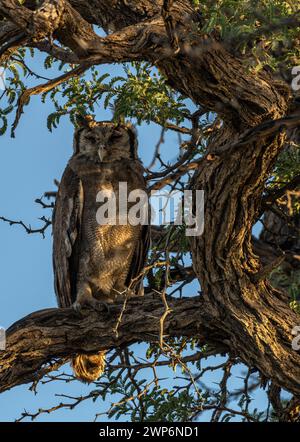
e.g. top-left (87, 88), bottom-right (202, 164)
top-left (0, 0), bottom-right (161, 62)
top-left (66, 0), bottom-right (164, 32)
top-left (0, 0), bottom-right (290, 128)
top-left (0, 294), bottom-right (218, 394)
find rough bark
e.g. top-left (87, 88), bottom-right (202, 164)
top-left (0, 0), bottom-right (299, 397)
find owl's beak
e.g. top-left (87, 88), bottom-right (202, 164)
top-left (98, 145), bottom-right (105, 161)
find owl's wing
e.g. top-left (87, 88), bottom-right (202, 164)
top-left (52, 164), bottom-right (83, 308)
top-left (126, 224), bottom-right (150, 296)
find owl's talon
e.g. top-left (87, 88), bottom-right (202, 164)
top-left (93, 301), bottom-right (111, 314)
top-left (72, 298), bottom-right (110, 314)
top-left (72, 300), bottom-right (86, 315)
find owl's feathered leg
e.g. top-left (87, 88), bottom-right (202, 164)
top-left (71, 352), bottom-right (106, 383)
top-left (71, 282), bottom-right (107, 382)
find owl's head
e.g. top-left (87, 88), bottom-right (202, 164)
top-left (73, 120), bottom-right (138, 162)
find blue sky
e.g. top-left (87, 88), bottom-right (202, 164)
top-left (0, 52), bottom-right (267, 422)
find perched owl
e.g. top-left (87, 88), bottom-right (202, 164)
top-left (52, 120), bottom-right (149, 382)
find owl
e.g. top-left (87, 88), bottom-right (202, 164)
top-left (52, 120), bottom-right (149, 382)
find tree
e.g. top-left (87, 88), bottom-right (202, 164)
top-left (0, 0), bottom-right (299, 422)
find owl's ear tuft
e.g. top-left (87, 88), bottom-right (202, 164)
top-left (75, 114), bottom-right (97, 129)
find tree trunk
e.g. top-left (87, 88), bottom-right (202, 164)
top-left (191, 127), bottom-right (300, 394)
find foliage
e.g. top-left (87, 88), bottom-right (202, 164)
top-left (191, 0), bottom-right (300, 71)
top-left (0, 53), bottom-right (189, 134)
top-left (272, 147), bottom-right (300, 185)
top-left (267, 146), bottom-right (300, 214)
top-left (44, 63), bottom-right (189, 131)
top-left (103, 371), bottom-right (201, 422)
top-left (0, 56), bottom-right (190, 133)
top-left (0, 48), bottom-right (29, 133)
top-left (271, 267), bottom-right (300, 313)
top-left (17, 342), bottom-right (275, 423)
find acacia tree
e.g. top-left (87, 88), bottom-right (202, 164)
top-left (0, 0), bottom-right (300, 422)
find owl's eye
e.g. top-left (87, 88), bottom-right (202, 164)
top-left (86, 134), bottom-right (97, 143)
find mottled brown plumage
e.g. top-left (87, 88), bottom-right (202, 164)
top-left (52, 121), bottom-right (149, 382)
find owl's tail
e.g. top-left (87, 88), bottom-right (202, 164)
top-left (71, 351), bottom-right (106, 383)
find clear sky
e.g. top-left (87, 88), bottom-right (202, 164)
top-left (0, 52), bottom-right (267, 422)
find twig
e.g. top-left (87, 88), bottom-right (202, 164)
top-left (148, 127), bottom-right (165, 169)
top-left (11, 63), bottom-right (91, 137)
top-left (0, 215), bottom-right (51, 237)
